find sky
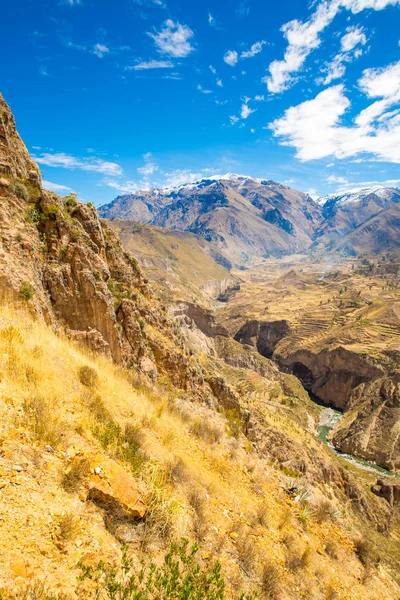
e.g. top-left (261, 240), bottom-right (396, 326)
top-left (1, 0), bottom-right (400, 205)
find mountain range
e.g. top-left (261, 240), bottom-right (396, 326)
top-left (99, 177), bottom-right (400, 267)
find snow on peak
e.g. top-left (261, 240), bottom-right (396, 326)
top-left (317, 186), bottom-right (394, 206)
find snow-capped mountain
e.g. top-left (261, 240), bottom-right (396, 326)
top-left (99, 179), bottom-right (400, 264)
top-left (99, 175), bottom-right (321, 267)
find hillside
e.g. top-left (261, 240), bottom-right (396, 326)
top-left (106, 220), bottom-right (238, 307)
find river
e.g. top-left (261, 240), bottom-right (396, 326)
top-left (317, 407), bottom-right (400, 479)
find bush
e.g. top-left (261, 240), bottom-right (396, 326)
top-left (189, 416), bottom-right (222, 444)
top-left (23, 396), bottom-right (61, 447)
top-left (77, 539), bottom-right (255, 599)
top-left (260, 560), bottom-right (280, 599)
top-left (354, 537), bottom-right (380, 568)
top-left (57, 511), bottom-right (81, 542)
top-left (19, 281), bottom-right (35, 301)
top-left (78, 365), bottom-right (99, 388)
top-left (13, 181), bottom-right (30, 202)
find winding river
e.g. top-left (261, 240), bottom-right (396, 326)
top-left (317, 407), bottom-right (400, 479)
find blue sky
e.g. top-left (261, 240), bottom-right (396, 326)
top-left (1, 0), bottom-right (400, 205)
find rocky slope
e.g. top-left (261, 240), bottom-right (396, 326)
top-left (106, 220), bottom-right (239, 307)
top-left (313, 187), bottom-right (400, 255)
top-left (100, 175), bottom-right (323, 267)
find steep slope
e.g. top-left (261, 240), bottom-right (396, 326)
top-left (3, 92), bottom-right (400, 599)
top-left (99, 176), bottom-right (322, 267)
top-left (313, 187), bottom-right (400, 255)
top-left (106, 220), bottom-right (238, 307)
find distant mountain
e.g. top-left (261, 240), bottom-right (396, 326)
top-left (99, 175), bottom-right (322, 267)
top-left (313, 187), bottom-right (400, 255)
top-left (99, 178), bottom-right (400, 264)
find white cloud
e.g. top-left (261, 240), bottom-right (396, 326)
top-left (224, 50), bottom-right (238, 66)
top-left (34, 152), bottom-right (123, 176)
top-left (216, 79), bottom-right (223, 87)
top-left (42, 180), bottom-right (75, 193)
top-left (241, 104), bottom-right (255, 119)
top-left (128, 59), bottom-right (173, 70)
top-left (197, 84), bottom-right (212, 94)
top-left (320, 26), bottom-right (367, 84)
top-left (264, 0), bottom-right (400, 94)
top-left (137, 152), bottom-right (159, 179)
top-left (230, 115), bottom-right (239, 125)
top-left (270, 61), bottom-right (400, 163)
top-left (325, 174), bottom-right (348, 183)
top-left (93, 43), bottom-right (109, 58)
top-left (208, 13), bottom-right (216, 27)
top-left (241, 41), bottom-right (266, 58)
top-left (341, 25), bottom-right (367, 51)
top-left (209, 65), bottom-right (217, 74)
top-left (149, 19), bottom-right (194, 57)
top-left (254, 95), bottom-right (265, 101)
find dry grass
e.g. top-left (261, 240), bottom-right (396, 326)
top-left (189, 416), bottom-right (222, 444)
top-left (78, 365), bottom-right (99, 388)
top-left (61, 457), bottom-right (90, 493)
top-left (57, 511), bottom-right (80, 542)
top-left (0, 304), bottom-right (396, 599)
top-left (260, 559), bottom-right (280, 599)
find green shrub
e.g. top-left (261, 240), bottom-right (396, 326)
top-left (19, 281), bottom-right (35, 301)
top-left (26, 206), bottom-right (41, 225)
top-left (13, 181), bottom-right (30, 202)
top-left (77, 539), bottom-right (255, 599)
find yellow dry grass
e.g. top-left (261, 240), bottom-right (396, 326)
top-left (0, 304), bottom-right (398, 599)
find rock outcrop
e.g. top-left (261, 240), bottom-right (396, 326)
top-left (332, 375), bottom-right (400, 471)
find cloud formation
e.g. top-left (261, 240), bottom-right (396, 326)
top-left (224, 50), bottom-right (238, 66)
top-left (264, 0), bottom-right (400, 94)
top-left (128, 59), bottom-right (173, 70)
top-left (149, 19), bottom-right (194, 57)
top-left (270, 60), bottom-right (400, 163)
top-left (34, 152), bottom-right (123, 176)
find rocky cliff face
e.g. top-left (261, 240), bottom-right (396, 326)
top-left (0, 94), bottom-right (206, 396)
top-left (332, 374), bottom-right (400, 471)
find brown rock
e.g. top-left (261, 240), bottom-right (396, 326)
top-left (87, 459), bottom-right (146, 519)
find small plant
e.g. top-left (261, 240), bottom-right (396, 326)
top-left (189, 416), bottom-right (222, 444)
top-left (76, 539), bottom-right (255, 599)
top-left (78, 365), bottom-right (99, 388)
top-left (314, 498), bottom-right (338, 523)
top-left (61, 457), bottom-right (90, 493)
top-left (23, 396), bottom-right (61, 447)
top-left (224, 409), bottom-right (242, 439)
top-left (354, 537), bottom-right (380, 569)
top-left (25, 206), bottom-right (41, 226)
top-left (260, 559), bottom-right (280, 599)
top-left (41, 204), bottom-right (59, 221)
top-left (19, 280), bottom-right (35, 301)
top-left (57, 511), bottom-right (80, 542)
top-left (13, 181), bottom-right (30, 202)
top-left (187, 486), bottom-right (207, 539)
